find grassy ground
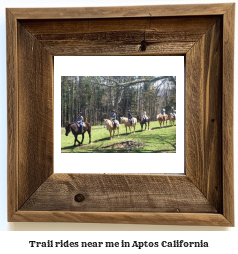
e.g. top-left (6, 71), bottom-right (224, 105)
top-left (61, 121), bottom-right (176, 153)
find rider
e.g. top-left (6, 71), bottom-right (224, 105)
top-left (110, 110), bottom-right (117, 129)
top-left (171, 106), bottom-right (175, 116)
top-left (127, 109), bottom-right (133, 126)
top-left (142, 108), bottom-right (148, 122)
top-left (76, 112), bottom-right (84, 134)
top-left (161, 106), bottom-right (166, 121)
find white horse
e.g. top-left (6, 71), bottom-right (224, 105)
top-left (104, 119), bottom-right (120, 139)
top-left (120, 117), bottom-right (137, 133)
top-left (169, 113), bottom-right (176, 126)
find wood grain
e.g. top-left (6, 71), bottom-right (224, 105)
top-left (17, 23), bottom-right (54, 208)
top-left (11, 211), bottom-right (232, 226)
top-left (186, 18), bottom-right (223, 212)
top-left (37, 41), bottom-right (193, 56)
top-left (20, 174), bottom-right (217, 213)
top-left (6, 9), bottom-right (18, 221)
top-left (8, 4), bottom-right (233, 19)
top-left (19, 17), bottom-right (218, 56)
top-left (222, 4), bottom-right (235, 226)
top-left (20, 17), bottom-right (218, 34)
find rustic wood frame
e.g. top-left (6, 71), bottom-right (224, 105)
top-left (7, 4), bottom-right (234, 226)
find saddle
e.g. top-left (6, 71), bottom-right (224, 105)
top-left (111, 119), bottom-right (116, 130)
top-left (76, 122), bottom-right (86, 132)
top-left (77, 122), bottom-right (86, 126)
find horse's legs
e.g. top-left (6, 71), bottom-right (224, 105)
top-left (81, 133), bottom-right (84, 144)
top-left (88, 130), bottom-right (91, 143)
top-left (75, 135), bottom-right (81, 146)
top-left (76, 136), bottom-right (81, 145)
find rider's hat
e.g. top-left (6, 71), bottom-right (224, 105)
top-left (112, 110), bottom-right (115, 112)
top-left (127, 109), bottom-right (130, 112)
top-left (172, 106), bottom-right (174, 108)
top-left (79, 112), bottom-right (82, 115)
top-left (143, 108), bottom-right (146, 110)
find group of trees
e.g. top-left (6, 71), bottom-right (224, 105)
top-left (61, 76), bottom-right (176, 127)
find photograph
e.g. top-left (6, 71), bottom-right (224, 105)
top-left (61, 76), bottom-right (176, 153)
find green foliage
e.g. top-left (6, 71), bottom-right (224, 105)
top-left (61, 76), bottom-right (176, 127)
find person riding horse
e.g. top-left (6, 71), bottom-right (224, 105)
top-left (127, 109), bottom-right (133, 126)
top-left (171, 106), bottom-right (175, 116)
top-left (110, 110), bottom-right (117, 129)
top-left (76, 112), bottom-right (84, 134)
top-left (161, 106), bottom-right (166, 121)
top-left (142, 108), bottom-right (148, 122)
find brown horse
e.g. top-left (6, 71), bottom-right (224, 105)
top-left (157, 113), bottom-right (168, 128)
top-left (65, 122), bottom-right (91, 146)
top-left (137, 115), bottom-right (150, 131)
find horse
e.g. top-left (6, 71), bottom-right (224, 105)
top-left (137, 115), bottom-right (150, 131)
top-left (104, 119), bottom-right (120, 139)
top-left (169, 113), bottom-right (176, 126)
top-left (65, 122), bottom-right (91, 146)
top-left (120, 117), bottom-right (137, 134)
top-left (157, 113), bottom-right (168, 128)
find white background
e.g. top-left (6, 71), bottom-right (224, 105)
top-left (54, 56), bottom-right (184, 173)
top-left (0, 0), bottom-right (237, 253)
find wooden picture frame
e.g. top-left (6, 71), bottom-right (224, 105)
top-left (7, 3), bottom-right (234, 226)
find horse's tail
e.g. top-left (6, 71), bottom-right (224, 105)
top-left (85, 122), bottom-right (91, 143)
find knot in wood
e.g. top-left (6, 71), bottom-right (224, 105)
top-left (140, 40), bottom-right (147, 52)
top-left (74, 193), bottom-right (85, 202)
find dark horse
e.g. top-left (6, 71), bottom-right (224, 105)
top-left (137, 115), bottom-right (150, 131)
top-left (65, 122), bottom-right (91, 146)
